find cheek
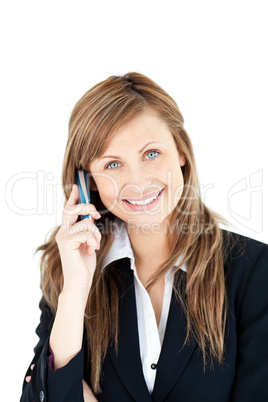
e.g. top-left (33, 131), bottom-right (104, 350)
top-left (153, 160), bottom-right (170, 179)
top-left (95, 176), bottom-right (120, 203)
top-left (156, 159), bottom-right (183, 185)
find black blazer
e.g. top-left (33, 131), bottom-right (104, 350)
top-left (20, 230), bottom-right (268, 402)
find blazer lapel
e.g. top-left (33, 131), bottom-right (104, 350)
top-left (107, 258), bottom-right (197, 402)
top-left (107, 258), bottom-right (153, 401)
top-left (151, 284), bottom-right (197, 401)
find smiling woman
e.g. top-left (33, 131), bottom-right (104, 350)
top-left (20, 72), bottom-right (268, 402)
top-left (89, 109), bottom-right (186, 229)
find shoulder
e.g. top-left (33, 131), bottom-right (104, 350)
top-left (221, 228), bottom-right (267, 270)
top-left (221, 228), bottom-right (268, 313)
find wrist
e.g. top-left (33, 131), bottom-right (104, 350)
top-left (60, 285), bottom-right (90, 307)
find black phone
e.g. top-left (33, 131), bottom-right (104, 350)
top-left (76, 169), bottom-right (91, 220)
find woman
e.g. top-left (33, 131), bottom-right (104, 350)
top-left (20, 72), bottom-right (268, 401)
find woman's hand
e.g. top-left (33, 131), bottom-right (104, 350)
top-left (25, 364), bottom-right (35, 383)
top-left (55, 184), bottom-right (102, 292)
top-left (26, 365), bottom-right (98, 401)
top-left (82, 379), bottom-right (99, 401)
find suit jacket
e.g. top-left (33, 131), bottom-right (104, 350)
top-left (20, 230), bottom-right (268, 402)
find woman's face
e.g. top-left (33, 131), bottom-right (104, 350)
top-left (89, 109), bottom-right (186, 229)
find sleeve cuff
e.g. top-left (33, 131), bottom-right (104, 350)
top-left (46, 333), bottom-right (87, 401)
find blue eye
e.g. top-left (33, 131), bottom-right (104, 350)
top-left (145, 150), bottom-right (159, 160)
top-left (106, 161), bottom-right (120, 169)
top-left (105, 150), bottom-right (160, 170)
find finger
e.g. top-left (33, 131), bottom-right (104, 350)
top-left (86, 244), bottom-right (98, 257)
top-left (60, 229), bottom-right (99, 253)
top-left (25, 376), bottom-right (31, 383)
top-left (30, 364), bottom-right (35, 370)
top-left (86, 230), bottom-right (100, 253)
top-left (65, 184), bottom-right (79, 209)
top-left (86, 231), bottom-right (100, 251)
top-left (63, 184), bottom-right (87, 226)
top-left (70, 219), bottom-right (102, 244)
top-left (63, 204), bottom-right (101, 229)
top-left (64, 203), bottom-right (100, 221)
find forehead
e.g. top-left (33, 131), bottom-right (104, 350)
top-left (104, 110), bottom-right (172, 149)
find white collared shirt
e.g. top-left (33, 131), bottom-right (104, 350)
top-left (101, 217), bottom-right (187, 394)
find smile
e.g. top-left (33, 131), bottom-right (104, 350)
top-left (122, 188), bottom-right (164, 211)
top-left (125, 189), bottom-right (163, 205)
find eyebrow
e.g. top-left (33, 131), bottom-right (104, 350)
top-left (98, 141), bottom-right (164, 161)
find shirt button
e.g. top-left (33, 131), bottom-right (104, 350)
top-left (151, 363), bottom-right (157, 370)
top-left (40, 390), bottom-right (45, 401)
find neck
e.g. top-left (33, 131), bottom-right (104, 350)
top-left (126, 220), bottom-right (174, 277)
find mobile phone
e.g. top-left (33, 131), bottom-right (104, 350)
top-left (76, 169), bottom-right (92, 221)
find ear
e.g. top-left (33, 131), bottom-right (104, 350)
top-left (179, 152), bottom-right (186, 167)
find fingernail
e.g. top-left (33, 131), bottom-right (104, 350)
top-left (92, 212), bottom-right (101, 218)
top-left (72, 184), bottom-right (76, 191)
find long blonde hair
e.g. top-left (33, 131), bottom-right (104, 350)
top-left (36, 72), bottom-right (235, 394)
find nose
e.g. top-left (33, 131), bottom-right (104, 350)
top-left (120, 165), bottom-right (155, 197)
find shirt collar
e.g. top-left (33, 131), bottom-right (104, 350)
top-left (101, 217), bottom-right (187, 278)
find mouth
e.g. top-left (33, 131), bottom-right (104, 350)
top-left (123, 188), bottom-right (164, 206)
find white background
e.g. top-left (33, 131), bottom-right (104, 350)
top-left (1, 1), bottom-right (267, 400)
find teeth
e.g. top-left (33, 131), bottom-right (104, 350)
top-left (126, 190), bottom-right (162, 205)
